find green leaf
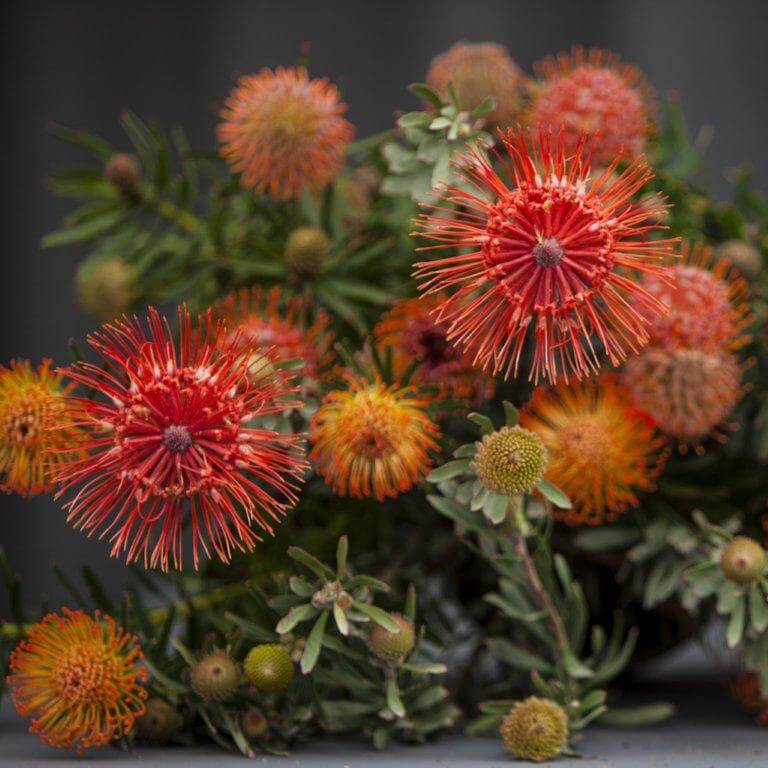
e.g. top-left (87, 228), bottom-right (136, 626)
top-left (224, 611), bottom-right (275, 643)
top-left (486, 638), bottom-right (552, 673)
top-left (750, 586), bottom-right (768, 633)
top-left (574, 527), bottom-right (640, 552)
top-left (333, 602), bottom-right (349, 636)
top-left (727, 597), bottom-right (746, 648)
top-left (598, 702), bottom-right (676, 727)
top-left (81, 566), bottom-right (115, 614)
top-left (336, 535), bottom-right (348, 581)
top-left (343, 574), bottom-right (390, 593)
top-left (483, 491), bottom-right (509, 524)
top-left (300, 612), bottom-right (329, 674)
top-left (536, 479), bottom-right (572, 509)
top-left (401, 661), bottom-right (447, 675)
top-left (386, 675), bottom-right (406, 718)
top-left (288, 576), bottom-right (315, 598)
top-left (352, 602), bottom-right (401, 632)
top-left (427, 458), bottom-right (471, 482)
top-left (287, 546), bottom-right (334, 580)
top-left (42, 210), bottom-right (124, 247)
top-left (471, 96), bottom-right (496, 119)
top-left (170, 637), bottom-right (198, 667)
top-left (563, 649), bottom-right (594, 679)
top-left (408, 83), bottom-right (443, 108)
top-left (48, 123), bottom-right (115, 157)
top-left (275, 603), bottom-right (317, 634)
top-left (468, 412), bottom-right (494, 435)
top-left (405, 583), bottom-right (417, 627)
top-left (503, 401), bottom-right (519, 427)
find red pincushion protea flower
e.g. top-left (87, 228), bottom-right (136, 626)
top-left (215, 286), bottom-right (334, 380)
top-left (54, 306), bottom-right (307, 570)
top-left (414, 128), bottom-right (676, 384)
top-left (374, 294), bottom-right (495, 404)
top-left (528, 47), bottom-right (655, 165)
top-left (217, 67), bottom-right (354, 201)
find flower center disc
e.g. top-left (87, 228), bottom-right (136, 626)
top-left (163, 424), bottom-right (193, 454)
top-left (532, 237), bottom-right (564, 268)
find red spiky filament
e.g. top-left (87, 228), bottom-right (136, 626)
top-left (414, 127), bottom-right (676, 384)
top-left (54, 306), bottom-right (307, 571)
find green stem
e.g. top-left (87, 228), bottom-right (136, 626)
top-left (140, 186), bottom-right (202, 234)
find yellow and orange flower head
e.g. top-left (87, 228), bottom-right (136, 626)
top-left (641, 241), bottom-right (752, 353)
top-left (309, 376), bottom-right (440, 500)
top-left (528, 46), bottom-right (655, 165)
top-left (0, 359), bottom-right (84, 497)
top-left (7, 608), bottom-right (147, 751)
top-left (520, 375), bottom-right (667, 525)
top-left (217, 67), bottom-right (354, 201)
top-left (374, 295), bottom-right (495, 404)
top-left (215, 286), bottom-right (334, 381)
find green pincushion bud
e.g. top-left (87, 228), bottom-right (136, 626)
top-left (369, 613), bottom-right (415, 663)
top-left (244, 644), bottom-right (294, 693)
top-left (472, 426), bottom-right (548, 495)
top-left (500, 696), bottom-right (568, 762)
top-left (75, 256), bottom-right (135, 322)
top-left (135, 698), bottom-right (182, 745)
top-left (721, 536), bottom-right (767, 584)
top-left (241, 707), bottom-right (268, 739)
top-left (191, 650), bottom-right (240, 702)
top-left (284, 226), bottom-right (330, 279)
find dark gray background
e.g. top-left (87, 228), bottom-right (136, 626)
top-left (2, 0), bottom-right (767, 605)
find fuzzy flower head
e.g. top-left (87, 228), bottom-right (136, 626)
top-left (414, 127), bottom-right (675, 385)
top-left (425, 41), bottom-right (526, 128)
top-left (309, 375), bottom-right (440, 500)
top-left (529, 46), bottom-right (655, 165)
top-left (75, 257), bottom-right (136, 323)
top-left (641, 241), bottom-right (752, 353)
top-left (374, 294), bottom-right (495, 404)
top-left (7, 608), bottom-right (147, 751)
top-left (218, 67), bottom-right (354, 201)
top-left (472, 425), bottom-right (547, 495)
top-left (520, 375), bottom-right (667, 525)
top-left (500, 696), bottom-right (569, 762)
top-left (621, 347), bottom-right (744, 449)
top-left (0, 360), bottom-right (84, 497)
top-left (215, 286), bottom-right (334, 381)
top-left (54, 306), bottom-right (307, 570)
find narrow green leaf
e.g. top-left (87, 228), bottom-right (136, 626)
top-left (300, 612), bottom-right (329, 674)
top-left (427, 458), bottom-right (470, 482)
top-left (287, 546), bottom-right (334, 580)
top-left (275, 603), bottom-right (316, 634)
top-left (353, 602), bottom-right (401, 632)
top-left (333, 602), bottom-right (349, 636)
top-left (503, 401), bottom-right (519, 427)
top-left (598, 702), bottom-right (676, 727)
top-left (336, 535), bottom-right (348, 581)
top-left (536, 479), bottom-right (572, 509)
top-left (468, 412), bottom-right (494, 435)
top-left (386, 675), bottom-right (406, 718)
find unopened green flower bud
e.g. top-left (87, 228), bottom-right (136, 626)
top-left (191, 650), bottom-right (240, 702)
top-left (241, 707), bottom-right (268, 739)
top-left (472, 426), bottom-right (547, 495)
top-left (135, 697), bottom-right (182, 745)
top-left (369, 613), bottom-right (415, 663)
top-left (721, 536), bottom-right (767, 584)
top-left (500, 696), bottom-right (568, 762)
top-left (284, 226), bottom-right (329, 280)
top-left (75, 256), bottom-right (135, 322)
top-left (243, 644), bottom-right (294, 693)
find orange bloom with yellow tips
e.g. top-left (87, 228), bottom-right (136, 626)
top-left (520, 375), bottom-right (667, 525)
top-left (374, 295), bottom-right (495, 404)
top-left (217, 67), bottom-right (354, 201)
top-left (215, 285), bottom-right (335, 380)
top-left (0, 359), bottom-right (84, 497)
top-left (309, 376), bottom-right (440, 500)
top-left (7, 608), bottom-right (147, 751)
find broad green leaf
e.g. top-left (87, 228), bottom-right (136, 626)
top-left (275, 603), bottom-right (316, 634)
top-left (300, 612), bottom-right (329, 674)
top-left (353, 602), bottom-right (401, 632)
top-left (536, 479), bottom-right (571, 509)
top-left (427, 458), bottom-right (470, 482)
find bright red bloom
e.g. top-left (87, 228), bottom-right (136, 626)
top-left (529, 47), bottom-right (654, 165)
top-left (414, 128), bottom-right (675, 384)
top-left (54, 306), bottom-right (307, 570)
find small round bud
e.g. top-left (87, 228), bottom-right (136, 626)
top-left (243, 644), bottom-right (294, 693)
top-left (721, 536), bottom-right (767, 584)
top-left (241, 707), bottom-right (268, 739)
top-left (104, 153), bottom-right (141, 193)
top-left (716, 240), bottom-right (763, 278)
top-left (472, 426), bottom-right (548, 496)
top-left (368, 613), bottom-right (415, 663)
top-left (75, 256), bottom-right (135, 322)
top-left (284, 226), bottom-right (330, 280)
top-left (191, 650), bottom-right (240, 702)
top-left (500, 696), bottom-right (568, 762)
top-left (135, 698), bottom-right (182, 745)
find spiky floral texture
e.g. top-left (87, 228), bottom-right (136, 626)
top-left (520, 375), bottom-right (667, 525)
top-left (373, 294), bottom-right (495, 404)
top-left (641, 241), bottom-right (752, 353)
top-left (244, 644), bottom-right (294, 693)
top-left (54, 306), bottom-right (307, 570)
top-left (425, 41), bottom-right (526, 128)
top-left (621, 346), bottom-right (744, 447)
top-left (191, 650), bottom-right (240, 702)
top-left (414, 128), bottom-right (674, 384)
top-left (6, 608), bottom-right (147, 751)
top-left (217, 67), bottom-right (354, 200)
top-left (216, 285), bottom-right (334, 380)
top-left (368, 613), bottom-right (415, 663)
top-left (529, 46), bottom-right (654, 165)
top-left (472, 425), bottom-right (547, 495)
top-left (309, 376), bottom-right (439, 500)
top-left (500, 696), bottom-right (568, 762)
top-left (0, 359), bottom-right (84, 497)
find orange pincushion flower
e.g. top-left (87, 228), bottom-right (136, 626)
top-left (732, 671), bottom-right (768, 727)
top-left (528, 47), bottom-right (655, 165)
top-left (54, 306), bottom-right (307, 570)
top-left (7, 608), bottom-right (147, 751)
top-left (215, 286), bottom-right (334, 380)
top-left (217, 67), bottom-right (354, 201)
top-left (415, 127), bottom-right (675, 384)
top-left (520, 375), bottom-right (667, 525)
top-left (641, 241), bottom-right (752, 353)
top-left (0, 359), bottom-right (84, 497)
top-left (309, 376), bottom-right (440, 500)
top-left (374, 295), bottom-right (495, 404)
top-left (425, 42), bottom-right (526, 128)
